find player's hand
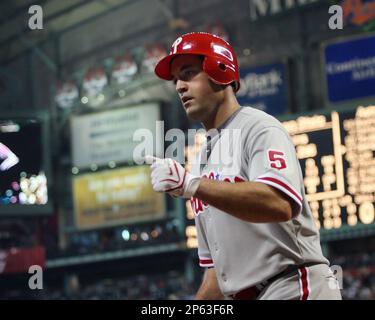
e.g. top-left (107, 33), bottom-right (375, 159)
top-left (145, 155), bottom-right (201, 199)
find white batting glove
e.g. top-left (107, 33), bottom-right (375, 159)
top-left (145, 155), bottom-right (201, 199)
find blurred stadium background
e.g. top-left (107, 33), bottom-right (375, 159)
top-left (0, 0), bottom-right (375, 300)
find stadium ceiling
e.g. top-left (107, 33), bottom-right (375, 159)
top-left (0, 0), bottom-right (181, 65)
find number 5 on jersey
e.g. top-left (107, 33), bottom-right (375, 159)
top-left (268, 150), bottom-right (287, 170)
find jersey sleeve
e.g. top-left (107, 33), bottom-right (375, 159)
top-left (246, 126), bottom-right (303, 217)
top-left (194, 214), bottom-right (214, 268)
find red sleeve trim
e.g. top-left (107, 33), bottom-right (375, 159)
top-left (199, 258), bottom-right (214, 267)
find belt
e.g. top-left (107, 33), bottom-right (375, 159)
top-left (230, 263), bottom-right (321, 300)
top-left (230, 286), bottom-right (262, 300)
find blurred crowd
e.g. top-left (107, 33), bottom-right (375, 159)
top-left (331, 253), bottom-right (375, 300)
top-left (0, 217), bottom-right (181, 259)
top-left (55, 271), bottom-right (197, 300)
top-left (1, 250), bottom-right (374, 300)
top-left (342, 266), bottom-right (375, 300)
top-left (3, 270), bottom-right (199, 300)
top-left (49, 222), bottom-right (181, 259)
top-left (1, 217), bottom-right (375, 300)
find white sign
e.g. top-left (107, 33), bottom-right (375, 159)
top-left (249, 0), bottom-right (318, 21)
top-left (71, 104), bottom-right (161, 169)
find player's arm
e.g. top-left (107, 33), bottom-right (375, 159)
top-left (194, 178), bottom-right (294, 223)
top-left (147, 124), bottom-right (301, 224)
top-left (148, 156), bottom-right (295, 223)
top-left (195, 268), bottom-right (224, 300)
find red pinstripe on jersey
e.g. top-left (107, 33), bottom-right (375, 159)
top-left (298, 266), bottom-right (310, 300)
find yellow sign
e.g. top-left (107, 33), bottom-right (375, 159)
top-left (73, 166), bottom-right (165, 230)
top-left (282, 106), bottom-right (375, 230)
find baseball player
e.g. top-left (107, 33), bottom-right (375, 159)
top-left (147, 32), bottom-right (342, 300)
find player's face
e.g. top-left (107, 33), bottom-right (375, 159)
top-left (170, 55), bottom-right (225, 122)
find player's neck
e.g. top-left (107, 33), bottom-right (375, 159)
top-left (202, 94), bottom-right (240, 131)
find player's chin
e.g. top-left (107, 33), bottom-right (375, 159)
top-left (184, 104), bottom-right (203, 120)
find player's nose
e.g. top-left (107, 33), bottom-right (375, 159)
top-left (176, 79), bottom-right (188, 95)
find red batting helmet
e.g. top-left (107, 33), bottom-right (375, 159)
top-left (154, 32), bottom-right (240, 92)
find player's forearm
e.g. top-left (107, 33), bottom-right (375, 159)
top-left (194, 269), bottom-right (224, 300)
top-left (195, 283), bottom-right (225, 300)
top-left (194, 178), bottom-right (293, 223)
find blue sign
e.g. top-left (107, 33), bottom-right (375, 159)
top-left (325, 34), bottom-right (375, 103)
top-left (237, 63), bottom-right (288, 116)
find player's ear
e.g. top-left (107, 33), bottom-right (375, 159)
top-left (208, 79), bottom-right (226, 92)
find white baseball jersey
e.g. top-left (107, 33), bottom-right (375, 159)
top-left (190, 107), bottom-right (329, 297)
